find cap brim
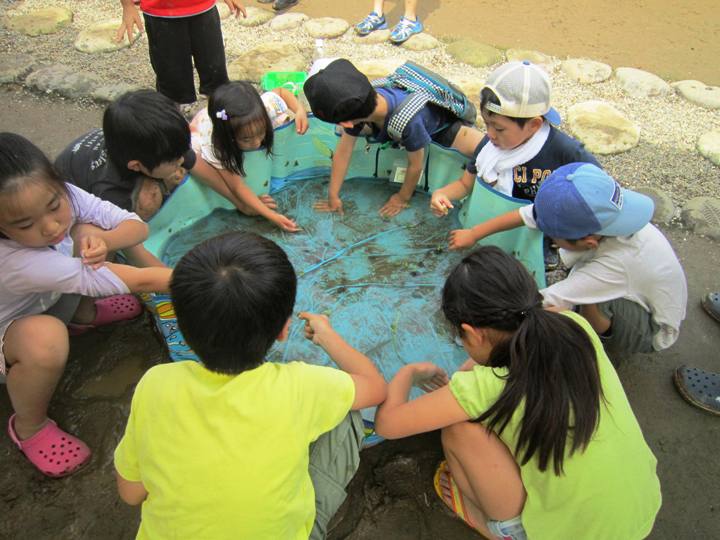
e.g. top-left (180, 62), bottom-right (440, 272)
top-left (597, 188), bottom-right (654, 237)
top-left (543, 107), bottom-right (561, 126)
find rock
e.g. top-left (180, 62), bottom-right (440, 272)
top-left (269, 12), bottom-right (309, 31)
top-left (4, 7), bottom-right (73, 36)
top-left (681, 197), bottom-right (720, 240)
top-left (74, 20), bottom-right (139, 53)
top-left (304, 17), bottom-right (349, 38)
top-left (561, 58), bottom-right (612, 84)
top-left (698, 130), bottom-right (720, 166)
top-left (352, 29), bottom-right (390, 44)
top-left (91, 82), bottom-right (142, 103)
top-left (672, 80), bottom-right (720, 110)
top-left (637, 187), bottom-right (676, 225)
top-left (566, 100), bottom-right (640, 155)
top-left (25, 64), bottom-right (103, 100)
top-left (449, 75), bottom-right (484, 101)
top-left (614, 67), bottom-right (671, 98)
top-left (0, 53), bottom-right (36, 83)
top-left (236, 6), bottom-right (274, 26)
top-left (446, 39), bottom-right (503, 67)
top-left (401, 33), bottom-right (440, 51)
top-left (227, 42), bottom-right (308, 82)
top-left (353, 57), bottom-right (404, 82)
top-left (506, 49), bottom-right (557, 71)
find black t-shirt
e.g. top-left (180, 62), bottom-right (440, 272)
top-left (467, 126), bottom-right (601, 201)
top-left (54, 129), bottom-right (196, 211)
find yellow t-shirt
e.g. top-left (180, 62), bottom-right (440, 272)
top-left (449, 311), bottom-right (661, 539)
top-left (114, 360), bottom-right (355, 540)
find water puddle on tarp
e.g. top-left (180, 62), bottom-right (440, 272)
top-left (161, 177), bottom-right (467, 384)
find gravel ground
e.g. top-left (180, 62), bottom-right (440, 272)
top-left (1, 0), bottom-right (719, 204)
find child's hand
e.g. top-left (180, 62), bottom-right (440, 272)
top-left (79, 235), bottom-right (109, 268)
top-left (294, 107), bottom-right (309, 135)
top-left (272, 213), bottom-right (301, 233)
top-left (298, 312), bottom-right (335, 346)
top-left (223, 0), bottom-right (247, 18)
top-left (260, 194), bottom-right (278, 210)
top-left (430, 192), bottom-right (453, 217)
top-left (115, 3), bottom-right (144, 43)
top-left (448, 228), bottom-right (478, 250)
top-left (379, 193), bottom-right (410, 218)
top-left (409, 362), bottom-right (449, 392)
top-left (314, 196), bottom-right (344, 215)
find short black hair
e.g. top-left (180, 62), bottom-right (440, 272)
top-left (480, 88), bottom-right (531, 128)
top-left (170, 231), bottom-right (297, 374)
top-left (103, 90), bottom-right (190, 172)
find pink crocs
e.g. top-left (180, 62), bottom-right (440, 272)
top-left (8, 415), bottom-right (91, 477)
top-left (68, 294), bottom-right (143, 335)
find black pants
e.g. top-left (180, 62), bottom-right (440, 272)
top-left (143, 7), bottom-right (229, 104)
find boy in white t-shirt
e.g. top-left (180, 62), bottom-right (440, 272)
top-left (463, 162), bottom-right (687, 358)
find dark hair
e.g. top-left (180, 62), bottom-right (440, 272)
top-left (480, 88), bottom-right (531, 128)
top-left (103, 90), bottom-right (190, 172)
top-left (442, 246), bottom-right (602, 475)
top-left (0, 132), bottom-right (70, 238)
top-left (170, 231), bottom-right (297, 374)
top-left (209, 82), bottom-right (274, 177)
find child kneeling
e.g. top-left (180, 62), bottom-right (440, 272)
top-left (114, 231), bottom-right (386, 539)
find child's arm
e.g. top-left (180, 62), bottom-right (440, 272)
top-left (380, 148), bottom-right (425, 218)
top-left (106, 262), bottom-right (172, 293)
top-left (315, 131), bottom-right (357, 215)
top-left (221, 0), bottom-right (247, 18)
top-left (430, 169), bottom-right (476, 217)
top-left (374, 362), bottom-right (470, 439)
top-left (115, 471), bottom-right (148, 506)
top-left (115, 0), bottom-right (144, 42)
top-left (73, 220), bottom-right (149, 267)
top-left (449, 208), bottom-right (525, 251)
top-left (272, 87), bottom-right (308, 135)
top-left (298, 312), bottom-right (387, 409)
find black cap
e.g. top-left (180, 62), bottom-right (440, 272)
top-left (303, 59), bottom-right (376, 124)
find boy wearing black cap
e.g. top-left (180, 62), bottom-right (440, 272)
top-left (304, 59), bottom-right (482, 217)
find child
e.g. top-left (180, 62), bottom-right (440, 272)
top-left (304, 58), bottom-right (483, 218)
top-left (374, 245), bottom-right (661, 539)
top-left (464, 162), bottom-right (687, 356)
top-left (114, 231), bottom-right (386, 538)
top-left (430, 61), bottom-right (600, 251)
top-left (0, 133), bottom-right (173, 477)
top-left (355, 0), bottom-right (423, 44)
top-left (115, 0), bottom-right (247, 106)
top-left (190, 81), bottom-right (309, 232)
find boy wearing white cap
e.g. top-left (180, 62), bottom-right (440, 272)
top-left (462, 162), bottom-right (687, 358)
top-left (431, 61), bottom-right (600, 250)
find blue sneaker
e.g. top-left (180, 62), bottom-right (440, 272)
top-left (355, 11), bottom-right (388, 36)
top-left (389, 16), bottom-right (423, 43)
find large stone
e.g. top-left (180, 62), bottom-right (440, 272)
top-left (681, 197), bottom-right (720, 240)
top-left (352, 29), bottom-right (390, 44)
top-left (449, 75), bottom-right (484, 101)
top-left (566, 100), bottom-right (640, 155)
top-left (4, 7), bottom-right (73, 36)
top-left (0, 53), bottom-right (36, 83)
top-left (269, 12), bottom-right (309, 31)
top-left (446, 39), bottom-right (503, 68)
top-left (506, 49), bottom-right (557, 71)
top-left (25, 64), bottom-right (103, 100)
top-left (614, 67), bottom-right (671, 98)
top-left (698, 130), bottom-right (720, 166)
top-left (636, 187), bottom-right (676, 225)
top-left (74, 20), bottom-right (139, 53)
top-left (227, 42), bottom-right (307, 82)
top-left (91, 82), bottom-right (142, 103)
top-left (353, 57), bottom-right (404, 82)
top-left (401, 33), bottom-right (440, 51)
top-left (304, 17), bottom-right (349, 38)
top-left (236, 6), bottom-right (274, 26)
top-left (561, 58), bottom-right (612, 84)
top-left (672, 80), bottom-right (720, 110)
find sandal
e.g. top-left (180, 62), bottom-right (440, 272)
top-left (389, 16), bottom-right (423, 44)
top-left (355, 12), bottom-right (388, 36)
top-left (673, 366), bottom-right (720, 416)
top-left (701, 292), bottom-right (720, 323)
top-left (8, 414), bottom-right (91, 477)
top-left (433, 460), bottom-right (482, 533)
top-left (68, 294), bottom-right (143, 335)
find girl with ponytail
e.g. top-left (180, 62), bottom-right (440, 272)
top-left (374, 246), bottom-right (661, 540)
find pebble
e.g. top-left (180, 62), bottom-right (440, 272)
top-left (615, 67), bottom-right (672, 98)
top-left (672, 80), bottom-right (720, 110)
top-left (74, 20), bottom-right (139, 53)
top-left (304, 17), bottom-right (350, 39)
top-left (3, 6), bottom-right (72, 36)
top-left (566, 100), bottom-right (640, 154)
top-left (561, 58), bottom-right (612, 84)
top-left (446, 39), bottom-right (503, 67)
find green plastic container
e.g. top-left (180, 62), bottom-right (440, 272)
top-left (260, 71), bottom-right (307, 95)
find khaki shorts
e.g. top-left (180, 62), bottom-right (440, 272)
top-left (598, 298), bottom-right (659, 355)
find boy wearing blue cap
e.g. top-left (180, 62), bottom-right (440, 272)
top-left (464, 162), bottom-right (687, 357)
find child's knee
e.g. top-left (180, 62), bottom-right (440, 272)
top-left (134, 178), bottom-right (164, 221)
top-left (5, 316), bottom-right (69, 371)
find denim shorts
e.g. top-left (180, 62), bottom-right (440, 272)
top-left (487, 515), bottom-right (528, 540)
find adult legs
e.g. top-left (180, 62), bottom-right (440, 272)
top-left (188, 7), bottom-right (229, 98)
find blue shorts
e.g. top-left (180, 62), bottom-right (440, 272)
top-left (487, 515), bottom-right (527, 540)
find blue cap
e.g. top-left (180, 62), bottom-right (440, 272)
top-left (534, 163), bottom-right (655, 239)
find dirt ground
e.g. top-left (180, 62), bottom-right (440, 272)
top-left (294, 0), bottom-right (720, 86)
